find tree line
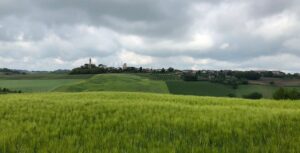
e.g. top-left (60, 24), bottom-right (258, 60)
top-left (0, 87), bottom-right (22, 94)
top-left (273, 88), bottom-right (300, 100)
top-left (70, 64), bottom-right (175, 74)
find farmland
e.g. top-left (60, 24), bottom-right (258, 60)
top-left (0, 92), bottom-right (299, 152)
top-left (55, 74), bottom-right (169, 93)
top-left (0, 74), bottom-right (93, 92)
top-left (1, 73), bottom-right (300, 99)
top-left (166, 81), bottom-right (300, 98)
top-left (0, 79), bottom-right (82, 92)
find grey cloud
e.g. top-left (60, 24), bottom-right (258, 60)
top-left (0, 0), bottom-right (300, 72)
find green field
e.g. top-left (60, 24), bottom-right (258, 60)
top-left (1, 73), bottom-right (300, 99)
top-left (0, 92), bottom-right (299, 152)
top-left (166, 81), bottom-right (300, 98)
top-left (0, 74), bottom-right (94, 80)
top-left (55, 74), bottom-right (169, 93)
top-left (0, 74), bottom-right (94, 92)
top-left (0, 79), bottom-right (83, 92)
top-left (166, 81), bottom-right (234, 97)
top-left (136, 73), bottom-right (182, 80)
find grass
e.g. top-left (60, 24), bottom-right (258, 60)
top-left (166, 81), bottom-right (300, 98)
top-left (0, 92), bottom-right (299, 152)
top-left (55, 74), bottom-right (169, 93)
top-left (0, 73), bottom-right (93, 93)
top-left (0, 73), bottom-right (94, 80)
top-left (136, 73), bottom-right (182, 80)
top-left (166, 81), bottom-right (234, 97)
top-left (0, 79), bottom-right (83, 92)
top-left (1, 73), bottom-right (299, 99)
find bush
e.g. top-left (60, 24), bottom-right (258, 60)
top-left (273, 88), bottom-right (300, 100)
top-left (228, 93), bottom-right (236, 98)
top-left (182, 73), bottom-right (197, 81)
top-left (0, 87), bottom-right (22, 94)
top-left (243, 92), bottom-right (263, 99)
top-left (273, 88), bottom-right (286, 100)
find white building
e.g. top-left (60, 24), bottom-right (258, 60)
top-left (123, 63), bottom-right (127, 70)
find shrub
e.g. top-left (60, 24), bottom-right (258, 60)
top-left (182, 73), bottom-right (197, 81)
top-left (228, 93), bottom-right (236, 98)
top-left (243, 92), bottom-right (263, 99)
top-left (273, 88), bottom-right (300, 100)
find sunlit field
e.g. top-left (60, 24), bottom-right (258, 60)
top-left (0, 92), bottom-right (299, 153)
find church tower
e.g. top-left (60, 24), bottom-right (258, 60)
top-left (89, 58), bottom-right (92, 69)
top-left (123, 63), bottom-right (127, 70)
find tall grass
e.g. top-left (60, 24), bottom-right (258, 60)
top-left (0, 92), bottom-right (299, 153)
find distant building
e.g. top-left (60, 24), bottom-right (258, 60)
top-left (88, 58), bottom-right (92, 69)
top-left (123, 63), bottom-right (127, 70)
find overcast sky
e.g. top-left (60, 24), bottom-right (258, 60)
top-left (0, 0), bottom-right (300, 72)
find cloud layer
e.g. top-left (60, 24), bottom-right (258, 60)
top-left (0, 0), bottom-right (300, 72)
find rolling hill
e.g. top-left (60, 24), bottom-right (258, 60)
top-left (54, 74), bottom-right (169, 93)
top-left (0, 92), bottom-right (299, 152)
top-left (1, 73), bottom-right (299, 99)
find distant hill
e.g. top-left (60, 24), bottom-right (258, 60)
top-left (54, 74), bottom-right (169, 93)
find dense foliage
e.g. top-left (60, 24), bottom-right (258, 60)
top-left (0, 87), bottom-right (21, 94)
top-left (70, 64), bottom-right (175, 74)
top-left (243, 92), bottom-right (263, 99)
top-left (273, 88), bottom-right (300, 100)
top-left (0, 68), bottom-right (26, 75)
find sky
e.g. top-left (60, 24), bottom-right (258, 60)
top-left (0, 0), bottom-right (300, 72)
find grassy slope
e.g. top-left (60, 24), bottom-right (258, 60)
top-left (166, 81), bottom-right (300, 98)
top-left (0, 74), bottom-right (93, 92)
top-left (0, 74), bottom-right (94, 80)
top-left (136, 73), bottom-right (182, 80)
top-left (0, 79), bottom-right (82, 92)
top-left (166, 81), bottom-right (234, 97)
top-left (0, 92), bottom-right (299, 153)
top-left (55, 74), bottom-right (169, 93)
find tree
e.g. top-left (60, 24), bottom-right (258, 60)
top-left (228, 93), bottom-right (236, 98)
top-left (182, 73), bottom-right (197, 81)
top-left (273, 88), bottom-right (287, 100)
top-left (273, 88), bottom-right (300, 100)
top-left (161, 68), bottom-right (166, 73)
top-left (243, 92), bottom-right (263, 99)
top-left (288, 89), bottom-right (300, 100)
top-left (167, 67), bottom-right (174, 73)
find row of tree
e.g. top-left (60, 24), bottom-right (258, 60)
top-left (0, 68), bottom-right (26, 75)
top-left (70, 64), bottom-right (176, 74)
top-left (0, 88), bottom-right (22, 94)
top-left (273, 88), bottom-right (300, 100)
top-left (229, 88), bottom-right (300, 100)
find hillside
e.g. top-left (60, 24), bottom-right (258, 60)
top-left (0, 92), bottom-right (299, 152)
top-left (55, 74), bottom-right (169, 93)
top-left (1, 73), bottom-right (299, 99)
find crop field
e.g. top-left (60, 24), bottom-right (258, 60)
top-left (166, 80), bottom-right (234, 97)
top-left (1, 73), bottom-right (300, 98)
top-left (0, 92), bottom-right (299, 153)
top-left (0, 79), bottom-right (83, 92)
top-left (166, 80), bottom-right (300, 98)
top-left (136, 73), bottom-right (182, 80)
top-left (0, 74), bottom-right (93, 92)
top-left (0, 74), bottom-right (94, 80)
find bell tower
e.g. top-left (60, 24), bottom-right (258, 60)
top-left (89, 58), bottom-right (92, 69)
